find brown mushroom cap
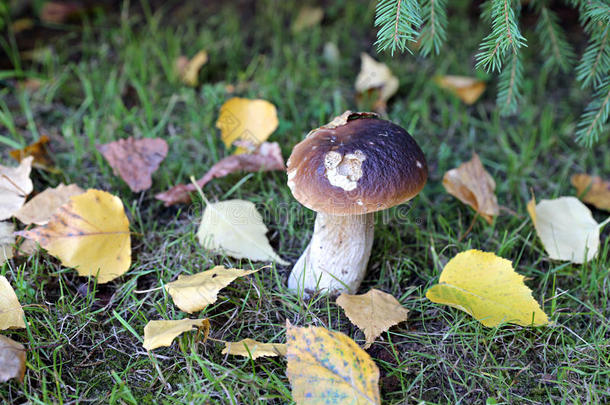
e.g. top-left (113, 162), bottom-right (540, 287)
top-left (287, 111), bottom-right (428, 215)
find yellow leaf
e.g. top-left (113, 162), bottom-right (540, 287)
top-left (165, 266), bottom-right (259, 313)
top-left (442, 153), bottom-right (499, 224)
top-left (426, 250), bottom-right (549, 327)
top-left (0, 335), bottom-right (26, 383)
top-left (0, 156), bottom-right (34, 220)
top-left (9, 135), bottom-right (59, 173)
top-left (0, 276), bottom-right (26, 330)
top-left (336, 289), bottom-right (409, 349)
top-left (0, 222), bottom-right (15, 266)
top-left (143, 318), bottom-right (209, 351)
top-left (222, 338), bottom-right (286, 359)
top-left (17, 189), bottom-right (131, 283)
top-left (14, 183), bottom-right (84, 225)
top-left (216, 97), bottom-right (279, 153)
top-left (197, 199), bottom-right (288, 265)
top-left (355, 53), bottom-right (399, 112)
top-left (291, 6), bottom-right (324, 33)
top-left (527, 196), bottom-right (604, 264)
top-left (434, 75), bottom-right (486, 105)
top-left (176, 50), bottom-right (208, 87)
top-left (571, 173), bottom-right (610, 212)
top-left (286, 323), bottom-right (381, 405)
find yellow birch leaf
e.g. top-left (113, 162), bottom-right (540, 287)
top-left (286, 322), bottom-right (381, 405)
top-left (143, 318), bottom-right (209, 351)
top-left (17, 189), bottom-right (131, 283)
top-left (176, 50), bottom-right (208, 87)
top-left (14, 183), bottom-right (85, 225)
top-left (222, 338), bottom-right (286, 359)
top-left (0, 156), bottom-right (34, 220)
top-left (165, 266), bottom-right (259, 313)
top-left (216, 98), bottom-right (279, 153)
top-left (571, 173), bottom-right (610, 212)
top-left (354, 53), bottom-right (399, 111)
top-left (197, 199), bottom-right (288, 265)
top-left (291, 6), bottom-right (324, 33)
top-left (527, 196), bottom-right (603, 264)
top-left (434, 75), bottom-right (486, 105)
top-left (0, 222), bottom-right (15, 266)
top-left (426, 250), bottom-right (549, 327)
top-left (336, 289), bottom-right (409, 349)
top-left (0, 276), bottom-right (26, 330)
top-left (0, 335), bottom-right (26, 383)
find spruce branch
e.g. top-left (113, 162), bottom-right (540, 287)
top-left (497, 50), bottom-right (524, 115)
top-left (582, 0), bottom-right (610, 25)
top-left (576, 24), bottom-right (609, 88)
top-left (418, 0), bottom-right (448, 56)
top-left (575, 77), bottom-right (610, 147)
top-left (536, 7), bottom-right (575, 72)
top-left (374, 0), bottom-right (422, 55)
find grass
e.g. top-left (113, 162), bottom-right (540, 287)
top-left (1, 0), bottom-right (609, 403)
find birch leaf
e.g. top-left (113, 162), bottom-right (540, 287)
top-left (434, 75), bottom-right (486, 105)
top-left (175, 50), bottom-right (208, 87)
top-left (0, 156), bottom-right (34, 220)
top-left (165, 266), bottom-right (259, 313)
top-left (14, 183), bottom-right (84, 225)
top-left (0, 335), bottom-right (26, 383)
top-left (9, 135), bottom-right (58, 172)
top-left (222, 338), bottom-right (286, 359)
top-left (0, 275), bottom-right (26, 330)
top-left (426, 250), bottom-right (549, 327)
top-left (143, 318), bottom-right (209, 351)
top-left (0, 222), bottom-right (15, 266)
top-left (197, 199), bottom-right (288, 265)
top-left (571, 174), bottom-right (610, 211)
top-left (355, 53), bottom-right (399, 112)
top-left (336, 289), bottom-right (409, 349)
top-left (291, 6), bottom-right (324, 33)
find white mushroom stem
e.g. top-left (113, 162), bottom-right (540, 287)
top-left (288, 212), bottom-right (374, 294)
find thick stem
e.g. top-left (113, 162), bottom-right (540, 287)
top-left (288, 212), bottom-right (374, 294)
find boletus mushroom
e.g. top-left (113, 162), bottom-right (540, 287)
top-left (286, 111), bottom-right (427, 294)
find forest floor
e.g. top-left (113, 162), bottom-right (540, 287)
top-left (1, 1), bottom-right (609, 404)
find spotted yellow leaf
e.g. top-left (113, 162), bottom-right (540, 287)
top-left (222, 338), bottom-right (286, 359)
top-left (14, 183), bottom-right (84, 225)
top-left (143, 318), bottom-right (209, 351)
top-left (0, 275), bottom-right (26, 330)
top-left (434, 75), bottom-right (486, 105)
top-left (216, 98), bottom-right (278, 153)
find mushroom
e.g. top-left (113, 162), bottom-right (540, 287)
top-left (286, 111), bottom-right (427, 294)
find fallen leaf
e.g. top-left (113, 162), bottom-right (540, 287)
top-left (286, 322), bottom-right (381, 405)
top-left (17, 189), bottom-right (131, 283)
top-left (143, 318), bottom-right (209, 351)
top-left (355, 53), bottom-right (399, 112)
top-left (434, 75), bottom-right (486, 105)
top-left (222, 338), bottom-right (286, 359)
top-left (426, 250), bottom-right (549, 327)
top-left (0, 276), bottom-right (26, 330)
top-left (165, 266), bottom-right (259, 313)
top-left (291, 6), bottom-right (324, 33)
top-left (443, 153), bottom-right (499, 224)
top-left (97, 137), bottom-right (168, 192)
top-left (40, 1), bottom-right (83, 23)
top-left (0, 335), bottom-right (26, 383)
top-left (527, 196), bottom-right (604, 264)
top-left (9, 136), bottom-right (57, 172)
top-left (0, 222), bottom-right (15, 266)
top-left (0, 156), bottom-right (33, 221)
top-left (10, 18), bottom-right (34, 34)
top-left (14, 183), bottom-right (84, 225)
top-left (175, 50), bottom-right (208, 87)
top-left (155, 142), bottom-right (285, 206)
top-left (197, 199), bottom-right (288, 265)
top-left (571, 174), bottom-right (610, 211)
top-left (336, 289), bottom-right (409, 349)
top-left (216, 98), bottom-right (279, 154)
top-left (14, 239), bottom-right (38, 257)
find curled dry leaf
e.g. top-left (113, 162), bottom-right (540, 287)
top-left (336, 289), bottom-right (409, 349)
top-left (175, 50), bottom-right (208, 87)
top-left (17, 189), bottom-right (131, 284)
top-left (426, 250), bottom-right (549, 327)
top-left (0, 156), bottom-right (34, 221)
top-left (155, 142), bottom-right (285, 206)
top-left (291, 6), bottom-right (324, 33)
top-left (143, 318), bottom-right (210, 351)
top-left (286, 322), bottom-right (381, 405)
top-left (9, 135), bottom-right (58, 172)
top-left (0, 222), bottom-right (15, 266)
top-left (216, 98), bottom-right (279, 153)
top-left (527, 196), bottom-right (604, 264)
top-left (40, 1), bottom-right (83, 23)
top-left (97, 137), bottom-right (168, 192)
top-left (222, 338), bottom-right (287, 359)
top-left (0, 335), bottom-right (26, 383)
top-left (434, 75), bottom-right (486, 105)
top-left (0, 276), bottom-right (26, 330)
top-left (443, 153), bottom-right (499, 224)
top-left (14, 183), bottom-right (85, 225)
top-left (165, 266), bottom-right (259, 313)
top-left (355, 53), bottom-right (399, 112)
top-left (571, 174), bottom-right (610, 212)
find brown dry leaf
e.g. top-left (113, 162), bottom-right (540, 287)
top-left (9, 136), bottom-right (57, 172)
top-left (155, 142), bottom-right (285, 206)
top-left (0, 222), bottom-right (15, 266)
top-left (0, 276), bottom-right (26, 330)
top-left (97, 137), bottom-right (168, 192)
top-left (355, 53), bottom-right (399, 112)
top-left (291, 6), bottom-right (324, 33)
top-left (336, 289), bottom-right (409, 349)
top-left (434, 75), bottom-right (486, 105)
top-left (143, 318), bottom-right (210, 351)
top-left (443, 153), bottom-right (499, 224)
top-left (40, 1), bottom-right (83, 23)
top-left (571, 174), bottom-right (610, 211)
top-left (222, 338), bottom-right (287, 359)
top-left (0, 156), bottom-right (34, 221)
top-left (14, 183), bottom-right (84, 225)
top-left (175, 50), bottom-right (208, 87)
top-left (0, 335), bottom-right (26, 383)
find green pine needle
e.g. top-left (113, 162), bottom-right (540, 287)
top-left (418, 0), bottom-right (448, 57)
top-left (576, 77), bottom-right (610, 147)
top-left (374, 0), bottom-right (422, 55)
top-left (536, 7), bottom-right (575, 73)
top-left (576, 24), bottom-right (609, 88)
top-left (497, 50), bottom-right (524, 116)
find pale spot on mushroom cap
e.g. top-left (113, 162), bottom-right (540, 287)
top-left (356, 199), bottom-right (363, 206)
top-left (287, 169), bottom-right (298, 191)
top-left (416, 160), bottom-right (423, 168)
top-left (324, 151), bottom-right (342, 169)
top-left (324, 149), bottom-right (366, 191)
